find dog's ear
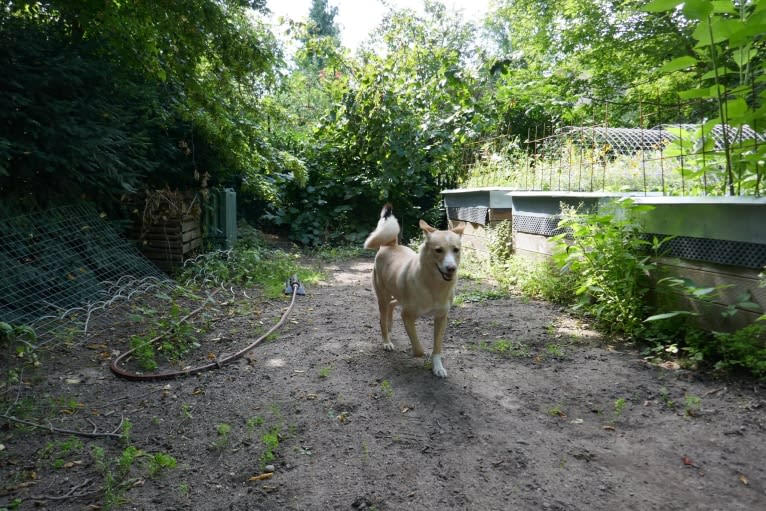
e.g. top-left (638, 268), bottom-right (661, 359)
top-left (419, 219), bottom-right (436, 234)
top-left (451, 222), bottom-right (465, 236)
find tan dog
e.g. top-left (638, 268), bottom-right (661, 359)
top-left (364, 204), bottom-right (464, 377)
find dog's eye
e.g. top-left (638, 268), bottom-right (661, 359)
top-left (453, 248), bottom-right (460, 254)
top-left (434, 247), bottom-right (443, 254)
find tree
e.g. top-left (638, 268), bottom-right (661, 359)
top-left (1, 1), bottom-right (299, 216)
top-left (482, 0), bottom-right (699, 132)
top-left (266, 1), bottom-right (482, 244)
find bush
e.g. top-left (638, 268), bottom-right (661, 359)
top-left (550, 199), bottom-right (662, 337)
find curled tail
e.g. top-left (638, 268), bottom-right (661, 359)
top-left (363, 204), bottom-right (399, 249)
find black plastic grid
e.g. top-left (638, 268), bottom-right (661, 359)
top-left (447, 206), bottom-right (489, 226)
top-left (512, 214), bottom-right (564, 237)
top-left (650, 235), bottom-right (766, 269)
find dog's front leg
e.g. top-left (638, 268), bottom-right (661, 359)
top-left (431, 313), bottom-right (448, 378)
top-left (401, 311), bottom-right (425, 358)
top-left (379, 298), bottom-right (396, 351)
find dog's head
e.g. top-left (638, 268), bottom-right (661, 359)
top-left (419, 220), bottom-right (465, 282)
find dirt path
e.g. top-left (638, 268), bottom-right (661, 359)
top-left (2, 258), bottom-right (765, 510)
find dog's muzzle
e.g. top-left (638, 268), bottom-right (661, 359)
top-left (436, 264), bottom-right (456, 281)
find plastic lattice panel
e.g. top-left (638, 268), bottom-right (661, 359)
top-left (649, 235), bottom-right (766, 269)
top-left (512, 214), bottom-right (564, 237)
top-left (447, 207), bottom-right (489, 226)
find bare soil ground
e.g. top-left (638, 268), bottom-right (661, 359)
top-left (2, 256), bottom-right (765, 510)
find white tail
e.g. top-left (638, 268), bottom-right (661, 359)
top-left (363, 204), bottom-right (400, 249)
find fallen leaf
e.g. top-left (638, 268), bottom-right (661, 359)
top-left (249, 473), bottom-right (273, 481)
top-left (682, 455), bottom-right (694, 466)
top-left (86, 343), bottom-right (107, 350)
top-left (739, 474), bottom-right (748, 486)
top-left (602, 425), bottom-right (615, 431)
top-left (63, 460), bottom-right (83, 469)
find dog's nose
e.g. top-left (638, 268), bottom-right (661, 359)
top-left (444, 265), bottom-right (456, 274)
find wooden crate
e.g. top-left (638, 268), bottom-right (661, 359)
top-left (136, 214), bottom-right (202, 272)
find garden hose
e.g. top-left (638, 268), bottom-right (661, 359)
top-left (110, 277), bottom-right (303, 381)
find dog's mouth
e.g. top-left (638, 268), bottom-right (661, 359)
top-left (436, 264), bottom-right (455, 281)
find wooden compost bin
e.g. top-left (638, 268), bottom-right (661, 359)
top-left (130, 191), bottom-right (203, 272)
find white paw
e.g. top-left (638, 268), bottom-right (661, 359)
top-left (383, 342), bottom-right (395, 351)
top-left (431, 354), bottom-right (448, 378)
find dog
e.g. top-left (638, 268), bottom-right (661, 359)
top-left (364, 204), bottom-right (464, 378)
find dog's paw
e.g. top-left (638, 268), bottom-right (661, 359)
top-left (431, 354), bottom-right (448, 378)
top-left (383, 342), bottom-right (395, 351)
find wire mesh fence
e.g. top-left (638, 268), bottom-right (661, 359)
top-left (0, 204), bottom-right (175, 347)
top-left (461, 96), bottom-right (765, 197)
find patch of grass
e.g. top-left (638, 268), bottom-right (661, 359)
top-left (180, 245), bottom-right (324, 298)
top-left (318, 366), bottom-right (332, 378)
top-left (491, 339), bottom-right (530, 358)
top-left (454, 287), bottom-right (508, 305)
top-left (545, 343), bottom-right (565, 358)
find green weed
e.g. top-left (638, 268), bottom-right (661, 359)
top-left (684, 395), bottom-right (702, 417)
top-left (213, 423), bottom-right (232, 450)
top-left (379, 379), bottom-right (394, 399)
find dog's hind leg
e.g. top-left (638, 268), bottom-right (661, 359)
top-left (431, 313), bottom-right (448, 378)
top-left (402, 311), bottom-right (425, 358)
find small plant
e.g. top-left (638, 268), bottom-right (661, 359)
top-left (492, 339), bottom-right (529, 358)
top-left (120, 418), bottom-right (133, 445)
top-left (118, 445), bottom-right (142, 478)
top-left (181, 403), bottom-right (193, 420)
top-left (684, 395), bottom-right (702, 417)
top-left (659, 387), bottom-right (675, 409)
top-left (318, 366), bottom-right (332, 378)
top-left (551, 199), bottom-right (664, 337)
top-left (545, 343), bottom-right (565, 358)
top-left (379, 379), bottom-right (394, 399)
top-left (260, 427), bottom-right (281, 468)
top-left (1, 322), bottom-right (38, 393)
top-left (547, 405), bottom-right (566, 417)
top-left (213, 423), bottom-right (232, 450)
top-left (613, 398), bottom-right (627, 419)
top-left (148, 452), bottom-right (177, 477)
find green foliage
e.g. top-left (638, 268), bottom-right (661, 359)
top-left (1, 322), bottom-right (38, 398)
top-left (551, 200), bottom-right (662, 337)
top-left (128, 302), bottom-right (198, 372)
top-left (1, 1), bottom-right (296, 216)
top-left (268, 3), bottom-right (481, 244)
top-left (260, 427), bottom-right (281, 467)
top-left (708, 324), bottom-right (766, 377)
top-left (180, 244), bottom-right (323, 298)
top-left (646, 0), bottom-right (766, 196)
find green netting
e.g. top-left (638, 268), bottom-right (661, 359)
top-left (0, 204), bottom-right (174, 346)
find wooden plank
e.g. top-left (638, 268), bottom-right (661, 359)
top-left (655, 258), bottom-right (765, 310)
top-left (488, 209), bottom-right (513, 223)
top-left (513, 232), bottom-right (556, 257)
